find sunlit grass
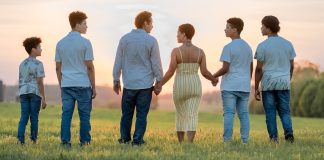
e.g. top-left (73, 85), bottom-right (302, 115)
top-left (0, 102), bottom-right (323, 160)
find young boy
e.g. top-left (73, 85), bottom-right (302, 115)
top-left (254, 15), bottom-right (296, 143)
top-left (213, 17), bottom-right (253, 144)
top-left (56, 11), bottom-right (96, 147)
top-left (18, 37), bottom-right (46, 144)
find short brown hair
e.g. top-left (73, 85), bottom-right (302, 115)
top-left (69, 11), bottom-right (87, 29)
top-left (134, 11), bottom-right (152, 28)
top-left (227, 18), bottom-right (244, 34)
top-left (178, 23), bottom-right (195, 40)
top-left (262, 15), bottom-right (280, 33)
top-left (23, 37), bottom-right (42, 54)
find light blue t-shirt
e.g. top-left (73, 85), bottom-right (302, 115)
top-left (19, 57), bottom-right (45, 97)
top-left (220, 39), bottom-right (253, 92)
top-left (55, 31), bottom-right (94, 87)
top-left (254, 36), bottom-right (296, 91)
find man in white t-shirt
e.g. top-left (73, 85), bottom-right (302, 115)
top-left (213, 17), bottom-right (253, 144)
top-left (254, 15), bottom-right (296, 143)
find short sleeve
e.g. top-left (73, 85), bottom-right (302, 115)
top-left (36, 62), bottom-right (45, 78)
top-left (85, 40), bottom-right (94, 61)
top-left (220, 46), bottom-right (231, 63)
top-left (289, 42), bottom-right (296, 60)
top-left (55, 43), bottom-right (62, 62)
top-left (254, 44), bottom-right (265, 61)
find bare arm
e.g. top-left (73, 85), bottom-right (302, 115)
top-left (200, 51), bottom-right (218, 82)
top-left (290, 59), bottom-right (294, 80)
top-left (159, 49), bottom-right (177, 86)
top-left (85, 60), bottom-right (96, 99)
top-left (213, 61), bottom-right (230, 78)
top-left (55, 62), bottom-right (62, 87)
top-left (254, 61), bottom-right (263, 101)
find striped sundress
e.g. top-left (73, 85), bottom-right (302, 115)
top-left (173, 48), bottom-right (202, 131)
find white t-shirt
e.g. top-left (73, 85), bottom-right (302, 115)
top-left (220, 39), bottom-right (253, 92)
top-left (254, 36), bottom-right (296, 91)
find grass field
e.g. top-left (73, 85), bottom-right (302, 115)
top-left (0, 102), bottom-right (323, 160)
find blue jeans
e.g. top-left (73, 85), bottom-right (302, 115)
top-left (221, 91), bottom-right (250, 143)
top-left (120, 87), bottom-right (152, 144)
top-left (262, 90), bottom-right (293, 139)
top-left (17, 93), bottom-right (41, 143)
top-left (60, 87), bottom-right (92, 144)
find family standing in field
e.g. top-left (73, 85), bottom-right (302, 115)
top-left (17, 10), bottom-right (296, 147)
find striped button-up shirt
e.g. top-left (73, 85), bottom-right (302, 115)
top-left (113, 29), bottom-right (163, 89)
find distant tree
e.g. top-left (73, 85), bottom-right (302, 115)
top-left (298, 81), bottom-right (318, 117)
top-left (310, 79), bottom-right (324, 117)
top-left (291, 67), bottom-right (319, 116)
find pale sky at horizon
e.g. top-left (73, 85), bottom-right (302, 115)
top-left (1, 0), bottom-right (324, 93)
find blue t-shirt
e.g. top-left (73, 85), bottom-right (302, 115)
top-left (254, 36), bottom-right (296, 91)
top-left (220, 39), bottom-right (253, 92)
top-left (19, 57), bottom-right (45, 97)
top-left (55, 31), bottom-right (94, 87)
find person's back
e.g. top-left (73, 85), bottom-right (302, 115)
top-left (19, 58), bottom-right (44, 95)
top-left (174, 46), bottom-right (202, 101)
top-left (116, 29), bottom-right (160, 89)
top-left (56, 31), bottom-right (93, 87)
top-left (256, 36), bottom-right (295, 90)
top-left (220, 39), bottom-right (252, 92)
top-left (175, 46), bottom-right (201, 75)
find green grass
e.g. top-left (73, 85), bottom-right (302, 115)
top-left (0, 102), bottom-right (323, 160)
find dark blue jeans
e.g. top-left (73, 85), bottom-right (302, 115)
top-left (17, 93), bottom-right (41, 143)
top-left (120, 87), bottom-right (153, 144)
top-left (60, 87), bottom-right (92, 144)
top-left (262, 90), bottom-right (293, 139)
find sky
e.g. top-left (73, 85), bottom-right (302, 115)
top-left (0, 0), bottom-right (324, 93)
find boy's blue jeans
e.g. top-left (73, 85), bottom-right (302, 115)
top-left (60, 87), bottom-right (92, 144)
top-left (221, 91), bottom-right (250, 143)
top-left (17, 93), bottom-right (41, 143)
top-left (262, 90), bottom-right (293, 139)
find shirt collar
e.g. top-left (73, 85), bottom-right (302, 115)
top-left (132, 29), bottom-right (147, 33)
top-left (68, 31), bottom-right (81, 36)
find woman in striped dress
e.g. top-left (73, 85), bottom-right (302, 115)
top-left (156, 24), bottom-right (218, 143)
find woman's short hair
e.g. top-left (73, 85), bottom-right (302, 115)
top-left (178, 23), bottom-right (195, 40)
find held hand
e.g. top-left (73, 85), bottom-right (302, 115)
top-left (211, 77), bottom-right (219, 87)
top-left (41, 99), bottom-right (47, 109)
top-left (154, 84), bottom-right (162, 95)
top-left (255, 89), bottom-right (261, 101)
top-left (113, 83), bottom-right (121, 95)
top-left (92, 88), bottom-right (97, 99)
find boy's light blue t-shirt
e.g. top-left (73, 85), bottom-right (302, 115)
top-left (220, 39), bottom-right (253, 92)
top-left (55, 31), bottom-right (94, 87)
top-left (19, 57), bottom-right (45, 97)
top-left (254, 36), bottom-right (296, 91)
